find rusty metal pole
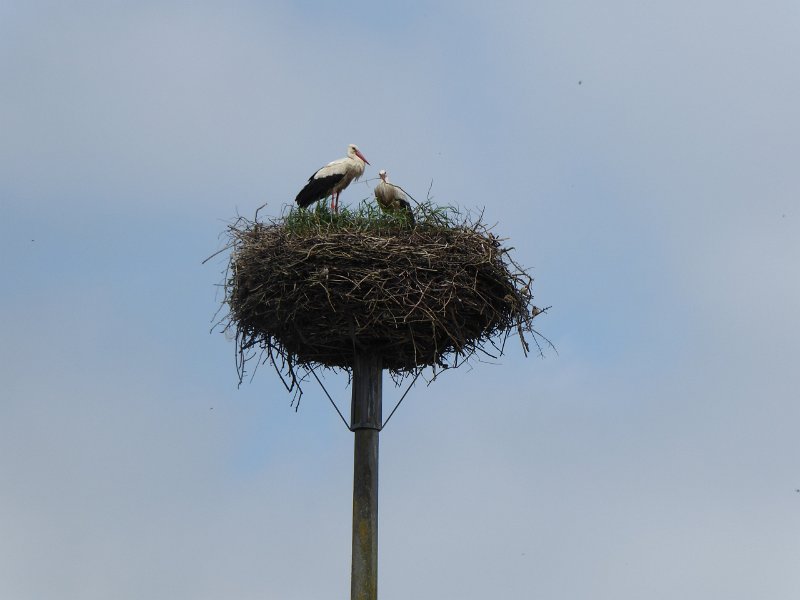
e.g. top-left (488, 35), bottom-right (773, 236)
top-left (350, 351), bottom-right (382, 600)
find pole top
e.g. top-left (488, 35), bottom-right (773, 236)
top-left (350, 352), bottom-right (382, 431)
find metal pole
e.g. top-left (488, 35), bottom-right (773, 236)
top-left (350, 351), bottom-right (382, 600)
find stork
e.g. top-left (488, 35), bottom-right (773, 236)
top-left (294, 144), bottom-right (370, 213)
top-left (374, 170), bottom-right (415, 225)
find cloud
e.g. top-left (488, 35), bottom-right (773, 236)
top-left (2, 1), bottom-right (799, 598)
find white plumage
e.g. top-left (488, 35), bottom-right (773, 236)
top-left (374, 170), bottom-right (414, 225)
top-left (295, 144), bottom-right (370, 212)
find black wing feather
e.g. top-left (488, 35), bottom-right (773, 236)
top-left (295, 173), bottom-right (345, 208)
top-left (399, 199), bottom-right (415, 225)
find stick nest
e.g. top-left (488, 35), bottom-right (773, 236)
top-left (219, 204), bottom-right (545, 388)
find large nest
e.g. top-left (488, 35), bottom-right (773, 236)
top-left (218, 204), bottom-right (546, 389)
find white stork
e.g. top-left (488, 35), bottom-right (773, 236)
top-left (374, 170), bottom-right (415, 225)
top-left (294, 144), bottom-right (370, 213)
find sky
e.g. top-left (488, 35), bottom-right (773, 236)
top-left (2, 1), bottom-right (799, 598)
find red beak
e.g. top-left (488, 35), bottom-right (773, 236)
top-left (355, 149), bottom-right (370, 165)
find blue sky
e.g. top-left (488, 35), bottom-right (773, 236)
top-left (2, 1), bottom-right (799, 598)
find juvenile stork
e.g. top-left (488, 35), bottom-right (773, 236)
top-left (294, 144), bottom-right (370, 213)
top-left (374, 170), bottom-right (415, 225)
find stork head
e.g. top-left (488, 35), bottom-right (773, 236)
top-left (348, 144), bottom-right (370, 165)
top-left (378, 169), bottom-right (387, 181)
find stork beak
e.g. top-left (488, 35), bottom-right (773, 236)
top-left (355, 149), bottom-right (370, 165)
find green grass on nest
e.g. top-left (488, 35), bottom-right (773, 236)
top-left (277, 197), bottom-right (455, 234)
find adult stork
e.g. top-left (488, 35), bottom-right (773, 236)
top-left (374, 170), bottom-right (415, 225)
top-left (294, 144), bottom-right (370, 213)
